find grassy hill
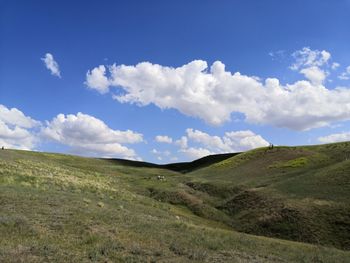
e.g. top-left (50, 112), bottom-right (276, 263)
top-left (0, 143), bottom-right (350, 262)
top-left (104, 152), bottom-right (238, 173)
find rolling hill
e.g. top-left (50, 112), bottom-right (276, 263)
top-left (0, 142), bottom-right (350, 262)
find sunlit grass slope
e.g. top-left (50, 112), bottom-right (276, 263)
top-left (0, 145), bottom-right (349, 262)
top-left (150, 142), bottom-right (350, 250)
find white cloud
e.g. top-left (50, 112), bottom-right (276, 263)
top-left (186, 128), bottom-right (231, 152)
top-left (86, 49), bottom-right (350, 130)
top-left (0, 120), bottom-right (37, 150)
top-left (151, 148), bottom-right (173, 163)
top-left (41, 53), bottom-right (61, 78)
top-left (179, 147), bottom-right (214, 159)
top-left (175, 136), bottom-right (188, 149)
top-left (155, 135), bottom-right (173, 144)
top-left (0, 105), bottom-right (40, 128)
top-left (174, 129), bottom-right (269, 160)
top-left (0, 104), bottom-right (144, 158)
top-left (0, 103), bottom-right (271, 161)
top-left (151, 148), bottom-right (159, 154)
top-left (268, 50), bottom-right (286, 61)
top-left (331, 62), bottom-right (340, 70)
top-left (290, 47), bottom-right (332, 85)
top-left (151, 148), bottom-right (171, 157)
top-left (224, 130), bottom-right (270, 151)
top-left (85, 65), bottom-right (110, 94)
top-left (185, 128), bottom-right (269, 153)
top-left (300, 66), bottom-right (327, 85)
top-left (0, 105), bottom-right (40, 150)
top-left (338, 66), bottom-right (350, 80)
top-left (41, 112), bottom-right (143, 159)
top-left (152, 129), bottom-right (268, 161)
top-left (290, 47), bottom-right (330, 70)
top-left (318, 132), bottom-right (350, 143)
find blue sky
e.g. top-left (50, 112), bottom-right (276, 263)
top-left (1, 0), bottom-right (350, 163)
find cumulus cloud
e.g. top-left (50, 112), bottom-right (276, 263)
top-left (0, 104), bottom-right (144, 159)
top-left (86, 48), bottom-right (350, 130)
top-left (152, 129), bottom-right (269, 161)
top-left (224, 130), bottom-right (270, 150)
top-left (0, 121), bottom-right (37, 150)
top-left (155, 135), bottom-right (173, 144)
top-left (185, 128), bottom-right (269, 153)
top-left (0, 105), bottom-right (270, 161)
top-left (151, 148), bottom-right (171, 161)
top-left (290, 47), bottom-right (332, 85)
top-left (290, 47), bottom-right (331, 70)
top-left (0, 105), bottom-right (40, 150)
top-left (0, 105), bottom-right (40, 128)
top-left (85, 65), bottom-right (110, 94)
top-left (331, 62), bottom-right (340, 70)
top-left (179, 147), bottom-right (214, 159)
top-left (338, 66), bottom-right (350, 80)
top-left (41, 53), bottom-right (61, 78)
top-left (299, 66), bottom-right (327, 85)
top-left (186, 128), bottom-right (231, 152)
top-left (318, 132), bottom-right (350, 144)
top-left (173, 128), bottom-right (268, 160)
top-left (41, 112), bottom-right (143, 159)
top-left (175, 136), bottom-right (188, 149)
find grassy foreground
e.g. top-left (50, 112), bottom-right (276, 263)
top-left (0, 144), bottom-right (350, 262)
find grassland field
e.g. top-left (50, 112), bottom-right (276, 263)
top-left (1, 142), bottom-right (350, 262)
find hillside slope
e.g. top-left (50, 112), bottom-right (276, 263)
top-left (0, 145), bottom-right (349, 262)
top-left (104, 152), bottom-right (238, 173)
top-left (144, 142), bottom-right (350, 250)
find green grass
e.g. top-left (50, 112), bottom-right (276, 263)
top-left (268, 157), bottom-right (309, 168)
top-left (0, 144), bottom-right (350, 262)
top-left (186, 143), bottom-right (350, 250)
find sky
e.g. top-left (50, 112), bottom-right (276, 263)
top-left (1, 0), bottom-right (350, 163)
